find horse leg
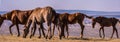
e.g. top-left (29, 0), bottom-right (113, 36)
top-left (102, 27), bottom-right (105, 38)
top-left (111, 26), bottom-right (115, 38)
top-left (16, 24), bottom-right (20, 37)
top-left (79, 22), bottom-right (85, 38)
top-left (30, 22), bottom-right (36, 38)
top-left (9, 24), bottom-right (14, 35)
top-left (23, 20), bottom-right (32, 38)
top-left (38, 27), bottom-right (41, 38)
top-left (40, 23), bottom-right (46, 38)
top-left (113, 26), bottom-right (119, 38)
top-left (46, 26), bottom-right (50, 39)
top-left (32, 22), bottom-right (36, 37)
top-left (30, 27), bottom-right (34, 38)
top-left (62, 25), bottom-right (65, 38)
top-left (52, 24), bottom-right (55, 37)
top-left (99, 27), bottom-right (102, 38)
top-left (59, 24), bottom-right (65, 39)
top-left (65, 24), bottom-right (69, 38)
top-left (115, 29), bottom-right (119, 38)
top-left (57, 25), bottom-right (60, 36)
top-left (46, 22), bottom-right (52, 39)
top-left (49, 25), bottom-right (52, 39)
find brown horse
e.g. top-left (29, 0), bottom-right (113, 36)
top-left (24, 7), bottom-right (46, 38)
top-left (92, 16), bottom-right (119, 38)
top-left (52, 12), bottom-right (92, 39)
top-left (61, 12), bottom-right (92, 39)
top-left (52, 13), bottom-right (69, 39)
top-left (0, 10), bottom-right (33, 37)
top-left (23, 6), bottom-right (56, 39)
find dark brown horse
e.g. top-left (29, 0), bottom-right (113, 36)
top-left (92, 16), bottom-right (119, 38)
top-left (0, 10), bottom-right (33, 37)
top-left (52, 13), bottom-right (69, 39)
top-left (23, 6), bottom-right (56, 39)
top-left (61, 12), bottom-right (92, 39)
top-left (52, 12), bottom-right (92, 39)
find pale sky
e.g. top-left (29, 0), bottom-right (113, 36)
top-left (0, 0), bottom-right (120, 12)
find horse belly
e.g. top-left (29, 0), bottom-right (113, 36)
top-left (35, 16), bottom-right (44, 23)
top-left (102, 22), bottom-right (112, 27)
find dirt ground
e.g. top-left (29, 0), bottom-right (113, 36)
top-left (0, 20), bottom-right (120, 42)
top-left (0, 35), bottom-right (119, 42)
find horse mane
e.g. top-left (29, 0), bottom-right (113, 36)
top-left (74, 12), bottom-right (93, 19)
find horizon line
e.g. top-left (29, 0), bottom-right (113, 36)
top-left (0, 9), bottom-right (120, 12)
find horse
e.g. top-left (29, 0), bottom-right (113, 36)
top-left (0, 10), bottom-right (33, 37)
top-left (23, 6), bottom-right (56, 39)
top-left (92, 16), bottom-right (119, 38)
top-left (23, 7), bottom-right (46, 38)
top-left (52, 12), bottom-right (92, 39)
top-left (52, 13), bottom-right (69, 39)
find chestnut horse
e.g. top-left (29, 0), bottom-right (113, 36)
top-left (23, 6), bottom-right (56, 39)
top-left (92, 16), bottom-right (119, 38)
top-left (0, 10), bottom-right (33, 37)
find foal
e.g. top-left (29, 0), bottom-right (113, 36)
top-left (92, 16), bottom-right (119, 38)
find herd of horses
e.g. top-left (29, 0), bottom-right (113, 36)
top-left (0, 6), bottom-right (119, 39)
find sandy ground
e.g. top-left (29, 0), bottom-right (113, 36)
top-left (0, 35), bottom-right (120, 42)
top-left (0, 20), bottom-right (120, 42)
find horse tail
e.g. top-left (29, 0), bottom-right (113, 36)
top-left (84, 14), bottom-right (93, 19)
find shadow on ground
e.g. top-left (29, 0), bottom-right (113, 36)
top-left (65, 37), bottom-right (112, 41)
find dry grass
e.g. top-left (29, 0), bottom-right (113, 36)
top-left (0, 20), bottom-right (120, 42)
top-left (0, 35), bottom-right (119, 42)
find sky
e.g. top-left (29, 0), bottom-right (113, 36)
top-left (0, 0), bottom-right (120, 12)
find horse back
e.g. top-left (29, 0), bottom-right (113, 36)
top-left (96, 17), bottom-right (118, 27)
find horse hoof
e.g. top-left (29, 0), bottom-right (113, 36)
top-left (80, 35), bottom-right (83, 38)
top-left (23, 36), bottom-right (26, 38)
top-left (66, 36), bottom-right (69, 38)
top-left (17, 35), bottom-right (20, 37)
top-left (45, 36), bottom-right (48, 39)
top-left (100, 36), bottom-right (102, 38)
top-left (38, 36), bottom-right (41, 38)
top-left (49, 36), bottom-right (52, 39)
top-left (80, 36), bottom-right (83, 38)
top-left (30, 36), bottom-right (32, 38)
top-left (10, 34), bottom-right (13, 36)
top-left (117, 36), bottom-right (119, 38)
top-left (59, 37), bottom-right (62, 40)
top-left (59, 35), bottom-right (62, 40)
